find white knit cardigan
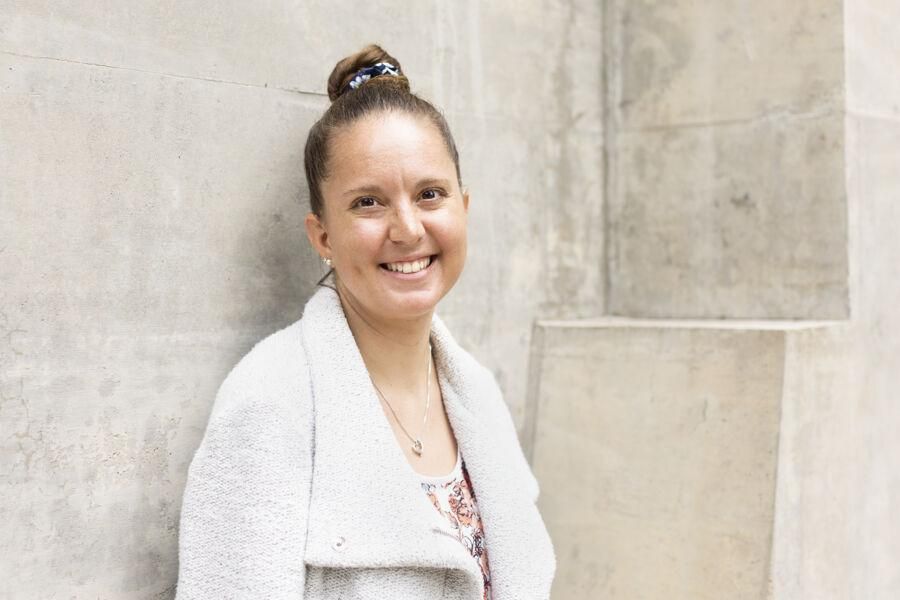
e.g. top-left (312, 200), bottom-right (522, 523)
top-left (174, 286), bottom-right (556, 599)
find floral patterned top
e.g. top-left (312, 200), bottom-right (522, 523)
top-left (420, 449), bottom-right (493, 600)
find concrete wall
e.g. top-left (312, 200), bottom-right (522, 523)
top-left (0, 2), bottom-right (603, 597)
top-left (528, 0), bottom-right (900, 598)
top-left (7, 1), bottom-right (898, 598)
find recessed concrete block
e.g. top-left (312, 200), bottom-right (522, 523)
top-left (612, 0), bottom-right (844, 127)
top-left (608, 113), bottom-right (848, 319)
top-left (527, 319), bottom-right (840, 600)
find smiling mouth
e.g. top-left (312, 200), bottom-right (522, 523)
top-left (380, 255), bottom-right (435, 274)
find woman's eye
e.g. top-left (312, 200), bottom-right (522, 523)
top-left (421, 188), bottom-right (445, 201)
top-left (355, 196), bottom-right (377, 208)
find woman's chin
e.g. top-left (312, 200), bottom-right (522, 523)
top-left (379, 290), bottom-right (442, 319)
top-left (336, 266), bottom-right (455, 322)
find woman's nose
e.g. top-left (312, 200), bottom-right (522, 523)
top-left (389, 201), bottom-right (425, 243)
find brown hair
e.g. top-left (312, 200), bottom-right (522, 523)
top-left (303, 44), bottom-right (462, 218)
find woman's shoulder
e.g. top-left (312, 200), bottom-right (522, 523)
top-left (207, 317), bottom-right (311, 427)
top-left (227, 318), bottom-right (308, 381)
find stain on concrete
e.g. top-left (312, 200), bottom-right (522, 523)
top-left (98, 378), bottom-right (120, 397)
top-left (729, 192), bottom-right (755, 210)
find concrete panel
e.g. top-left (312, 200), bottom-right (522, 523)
top-left (610, 0), bottom-right (844, 128)
top-left (0, 51), bottom-right (322, 598)
top-left (530, 323), bottom-right (788, 600)
top-left (0, 53), bottom-right (322, 337)
top-left (608, 113), bottom-right (848, 319)
top-left (0, 0), bottom-right (602, 127)
top-left (0, 0), bottom-right (435, 94)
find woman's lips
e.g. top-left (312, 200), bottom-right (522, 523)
top-left (379, 255), bottom-right (436, 278)
top-left (381, 255), bottom-right (434, 273)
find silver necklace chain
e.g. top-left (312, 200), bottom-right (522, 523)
top-left (369, 343), bottom-right (432, 456)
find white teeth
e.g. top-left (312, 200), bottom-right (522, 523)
top-left (385, 256), bottom-right (431, 273)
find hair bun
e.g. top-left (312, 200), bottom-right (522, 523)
top-left (327, 44), bottom-right (410, 102)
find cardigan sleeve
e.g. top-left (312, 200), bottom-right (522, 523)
top-left (174, 324), bottom-right (314, 600)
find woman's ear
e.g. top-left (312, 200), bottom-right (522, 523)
top-left (462, 188), bottom-right (470, 214)
top-left (305, 212), bottom-right (331, 259)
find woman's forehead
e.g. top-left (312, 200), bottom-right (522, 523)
top-left (328, 113), bottom-right (455, 182)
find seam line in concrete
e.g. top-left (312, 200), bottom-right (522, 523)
top-left (534, 318), bottom-right (848, 331)
top-left (620, 106), bottom-right (838, 134)
top-left (600, 0), bottom-right (621, 314)
top-left (1, 49), bottom-right (328, 97)
top-left (522, 321), bottom-right (547, 465)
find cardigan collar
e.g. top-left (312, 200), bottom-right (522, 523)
top-left (298, 286), bottom-right (555, 600)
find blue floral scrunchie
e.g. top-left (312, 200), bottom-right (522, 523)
top-left (344, 62), bottom-right (401, 93)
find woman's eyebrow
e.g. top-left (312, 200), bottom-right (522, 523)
top-left (415, 177), bottom-right (451, 189)
top-left (342, 184), bottom-right (382, 197)
top-left (342, 178), bottom-right (451, 197)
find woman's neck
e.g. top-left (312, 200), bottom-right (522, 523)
top-left (335, 284), bottom-right (434, 403)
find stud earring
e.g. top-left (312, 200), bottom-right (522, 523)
top-left (322, 256), bottom-right (332, 267)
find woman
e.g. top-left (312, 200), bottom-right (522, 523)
top-left (174, 45), bottom-right (556, 600)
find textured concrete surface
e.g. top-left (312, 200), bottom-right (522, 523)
top-left (529, 321), bottom-right (816, 600)
top-left (531, 313), bottom-right (900, 600)
top-left (605, 0), bottom-right (849, 319)
top-left (610, 113), bottom-right (848, 319)
top-left (0, 52), bottom-right (321, 599)
top-left (613, 0), bottom-right (843, 127)
top-left (0, 1), bottom-right (604, 597)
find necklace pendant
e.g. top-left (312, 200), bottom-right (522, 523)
top-left (412, 439), bottom-right (423, 455)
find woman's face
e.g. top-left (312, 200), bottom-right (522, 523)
top-left (306, 111), bottom-right (469, 323)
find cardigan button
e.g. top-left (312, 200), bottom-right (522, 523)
top-left (331, 535), bottom-right (347, 552)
